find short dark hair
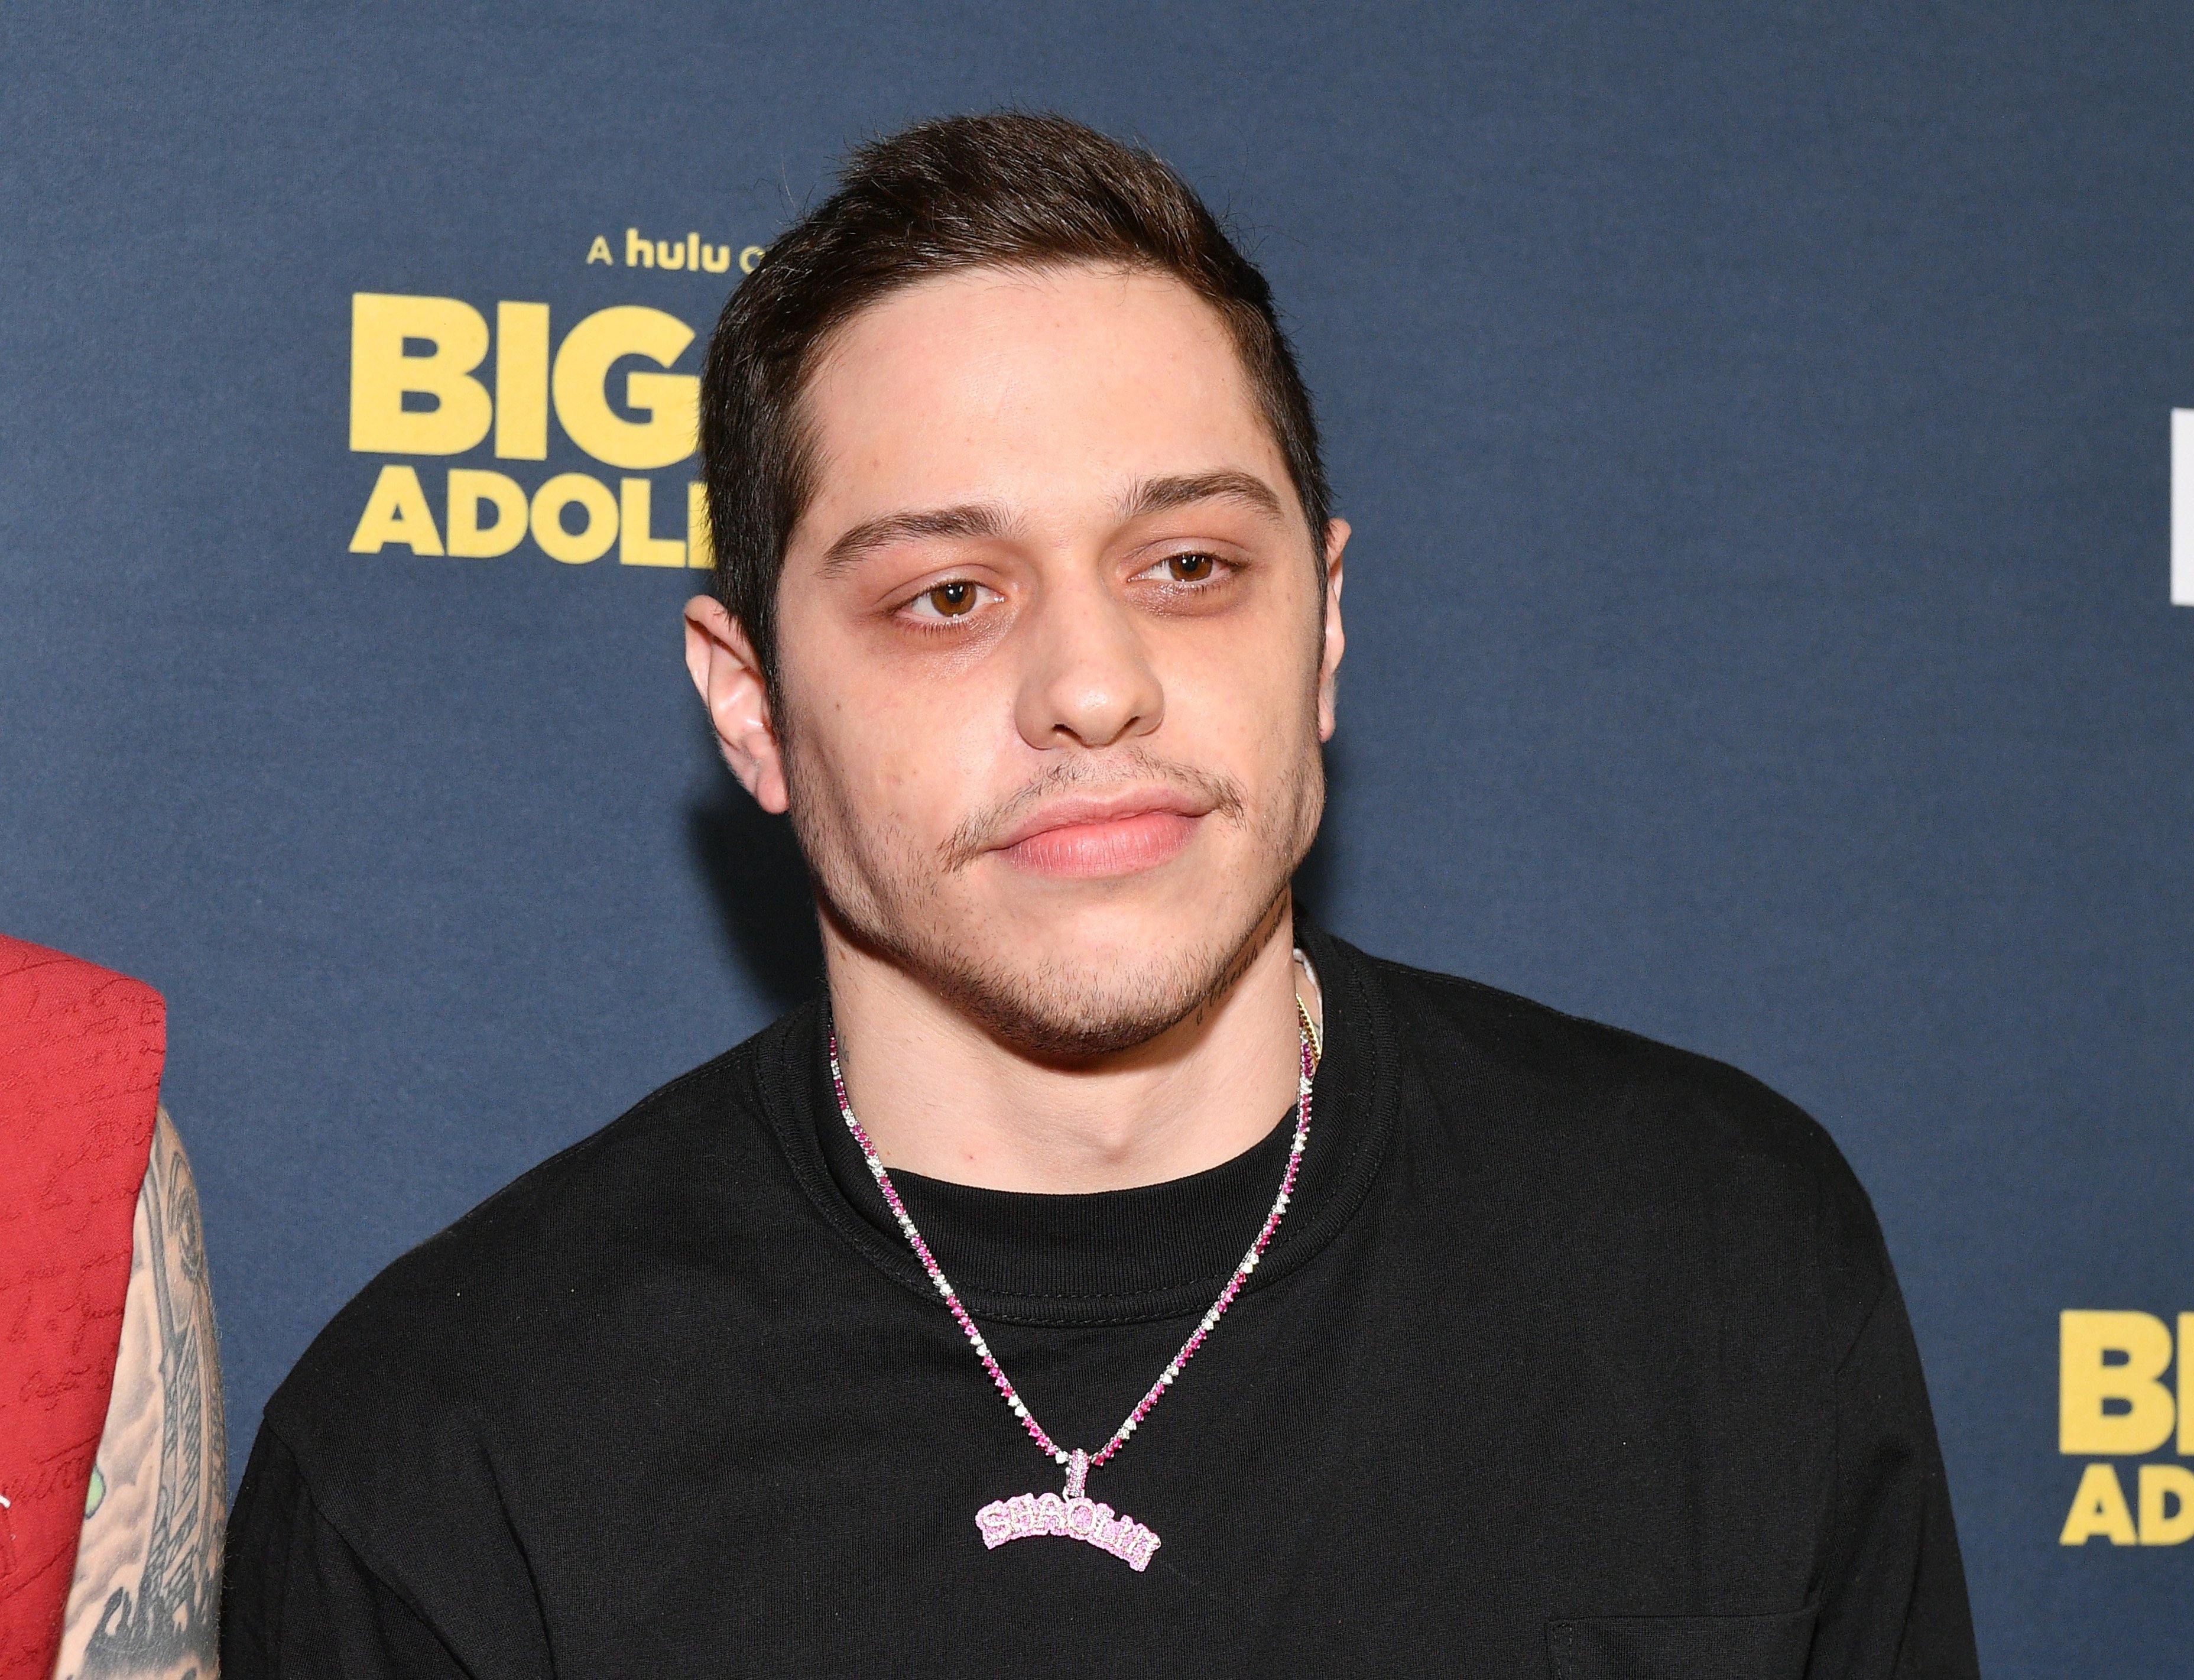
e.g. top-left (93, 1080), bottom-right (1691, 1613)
top-left (697, 111), bottom-right (1332, 693)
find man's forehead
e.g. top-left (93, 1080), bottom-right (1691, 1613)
top-left (791, 264), bottom-right (1290, 546)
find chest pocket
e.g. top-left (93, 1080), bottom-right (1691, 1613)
top-left (1547, 1604), bottom-right (1817, 1680)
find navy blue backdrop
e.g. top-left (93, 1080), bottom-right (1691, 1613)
top-left (4, 4), bottom-right (2190, 1672)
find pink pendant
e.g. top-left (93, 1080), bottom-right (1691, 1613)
top-left (973, 1449), bottom-right (1162, 1572)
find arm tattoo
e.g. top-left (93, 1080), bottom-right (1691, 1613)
top-left (54, 1108), bottom-right (226, 1680)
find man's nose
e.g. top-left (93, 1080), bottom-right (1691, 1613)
top-left (1012, 574), bottom-right (1165, 752)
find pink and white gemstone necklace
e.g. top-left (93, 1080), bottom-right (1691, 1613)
top-left (826, 1003), bottom-right (1317, 1574)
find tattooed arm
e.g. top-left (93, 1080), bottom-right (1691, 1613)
top-left (53, 1108), bottom-right (226, 1680)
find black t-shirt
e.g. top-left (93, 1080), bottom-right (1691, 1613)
top-left (222, 929), bottom-right (1978, 1678)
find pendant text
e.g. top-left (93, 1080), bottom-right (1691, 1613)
top-left (974, 1490), bottom-right (1162, 1572)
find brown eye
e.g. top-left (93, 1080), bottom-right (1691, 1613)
top-left (927, 580), bottom-right (977, 616)
top-left (1168, 553), bottom-right (1217, 582)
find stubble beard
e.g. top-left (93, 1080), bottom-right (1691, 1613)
top-left (786, 738), bottom-right (1325, 1060)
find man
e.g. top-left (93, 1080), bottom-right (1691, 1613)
top-left (0, 935), bottom-right (224, 1680)
top-left (51, 1111), bottom-right (226, 1680)
top-left (223, 113), bottom-right (1978, 1676)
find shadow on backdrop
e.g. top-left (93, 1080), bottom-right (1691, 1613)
top-left (1292, 731), bottom-right (1348, 935)
top-left (686, 773), bottom-right (825, 1016)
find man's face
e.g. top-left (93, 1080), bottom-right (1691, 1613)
top-left (764, 263), bottom-right (1345, 1056)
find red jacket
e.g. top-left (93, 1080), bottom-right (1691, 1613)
top-left (0, 936), bottom-right (165, 1680)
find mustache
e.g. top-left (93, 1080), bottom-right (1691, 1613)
top-left (939, 751), bottom-right (1248, 873)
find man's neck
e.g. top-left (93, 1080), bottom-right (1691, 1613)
top-left (822, 907), bottom-right (1316, 1194)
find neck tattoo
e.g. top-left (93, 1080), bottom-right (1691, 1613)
top-left (826, 991), bottom-right (1319, 1574)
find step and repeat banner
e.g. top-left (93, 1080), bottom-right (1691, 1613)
top-left (4, 4), bottom-right (2188, 1673)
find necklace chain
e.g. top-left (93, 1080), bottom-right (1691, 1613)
top-left (826, 1004), bottom-right (1317, 1478)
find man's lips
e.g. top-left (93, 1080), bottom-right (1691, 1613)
top-left (991, 790), bottom-right (1213, 878)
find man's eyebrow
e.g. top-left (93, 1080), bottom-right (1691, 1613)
top-left (1118, 470), bottom-right (1287, 524)
top-left (818, 503), bottom-right (1015, 576)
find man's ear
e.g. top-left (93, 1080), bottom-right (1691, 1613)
top-left (1316, 518), bottom-right (1348, 743)
top-left (683, 595), bottom-right (790, 814)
